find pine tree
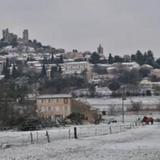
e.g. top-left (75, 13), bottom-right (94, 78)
top-left (90, 52), bottom-right (100, 64)
top-left (108, 53), bottom-right (114, 64)
top-left (51, 52), bottom-right (55, 63)
top-left (145, 50), bottom-right (154, 66)
top-left (50, 65), bottom-right (62, 79)
top-left (1, 63), bottom-right (6, 75)
top-left (59, 55), bottom-right (64, 63)
top-left (40, 64), bottom-right (47, 78)
top-left (3, 58), bottom-right (10, 79)
top-left (12, 64), bottom-right (19, 79)
top-left (131, 54), bottom-right (136, 62)
top-left (135, 50), bottom-right (144, 65)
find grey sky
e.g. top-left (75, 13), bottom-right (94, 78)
top-left (0, 0), bottom-right (160, 57)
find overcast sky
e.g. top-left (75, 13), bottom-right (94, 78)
top-left (0, 0), bottom-right (160, 57)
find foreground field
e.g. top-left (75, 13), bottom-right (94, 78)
top-left (0, 124), bottom-right (160, 160)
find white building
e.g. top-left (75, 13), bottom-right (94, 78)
top-left (27, 61), bottom-right (42, 73)
top-left (95, 86), bottom-right (112, 97)
top-left (139, 79), bottom-right (153, 95)
top-left (112, 62), bottom-right (140, 70)
top-left (61, 61), bottom-right (90, 75)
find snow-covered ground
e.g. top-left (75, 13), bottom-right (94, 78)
top-left (0, 124), bottom-right (160, 160)
top-left (84, 96), bottom-right (160, 111)
top-left (102, 112), bottom-right (160, 123)
top-left (0, 122), bottom-right (137, 147)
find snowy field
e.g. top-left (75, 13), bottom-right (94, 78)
top-left (84, 96), bottom-right (160, 111)
top-left (0, 124), bottom-right (160, 160)
top-left (0, 102), bottom-right (159, 160)
top-left (0, 122), bottom-right (138, 147)
top-left (102, 112), bottom-right (160, 123)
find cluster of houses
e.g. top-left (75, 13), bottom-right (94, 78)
top-left (1, 47), bottom-right (160, 90)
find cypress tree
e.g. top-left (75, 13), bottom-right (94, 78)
top-left (108, 53), bottom-right (114, 64)
top-left (40, 64), bottom-right (47, 78)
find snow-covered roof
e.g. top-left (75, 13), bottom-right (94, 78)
top-left (27, 61), bottom-right (40, 64)
top-left (96, 64), bottom-right (112, 67)
top-left (37, 94), bottom-right (72, 99)
top-left (64, 61), bottom-right (88, 65)
top-left (0, 75), bottom-right (4, 80)
top-left (63, 59), bottom-right (75, 62)
top-left (141, 64), bottom-right (153, 69)
top-left (140, 79), bottom-right (152, 85)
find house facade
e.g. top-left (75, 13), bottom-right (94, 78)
top-left (36, 94), bottom-right (100, 123)
top-left (36, 94), bottom-right (72, 121)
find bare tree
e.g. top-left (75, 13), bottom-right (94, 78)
top-left (108, 105), bottom-right (116, 115)
top-left (156, 100), bottom-right (160, 111)
top-left (130, 101), bottom-right (142, 114)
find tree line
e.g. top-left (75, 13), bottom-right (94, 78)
top-left (90, 50), bottom-right (160, 69)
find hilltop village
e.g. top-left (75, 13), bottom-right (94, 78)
top-left (0, 28), bottom-right (160, 127)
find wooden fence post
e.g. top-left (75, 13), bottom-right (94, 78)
top-left (30, 132), bottom-right (33, 144)
top-left (46, 131), bottom-right (50, 143)
top-left (95, 128), bottom-right (97, 136)
top-left (135, 121), bottom-right (137, 126)
top-left (69, 129), bottom-right (71, 139)
top-left (36, 132), bottom-right (39, 144)
top-left (109, 126), bottom-right (112, 134)
top-left (74, 127), bottom-right (78, 139)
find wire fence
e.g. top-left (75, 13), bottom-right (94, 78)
top-left (76, 122), bottom-right (139, 138)
top-left (0, 122), bottom-right (141, 148)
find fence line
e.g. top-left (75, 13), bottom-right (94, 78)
top-left (76, 122), bottom-right (140, 138)
top-left (0, 122), bottom-right (141, 148)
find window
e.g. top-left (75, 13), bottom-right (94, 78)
top-left (65, 106), bottom-right (70, 112)
top-left (42, 106), bottom-right (46, 112)
top-left (55, 106), bottom-right (59, 112)
top-left (64, 98), bottom-right (68, 104)
top-left (48, 106), bottom-right (51, 111)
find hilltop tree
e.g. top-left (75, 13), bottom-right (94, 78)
top-left (90, 52), bottom-right (100, 64)
top-left (144, 50), bottom-right (155, 66)
top-left (156, 58), bottom-right (160, 66)
top-left (108, 53), bottom-right (114, 64)
top-left (114, 55), bottom-right (124, 63)
top-left (135, 50), bottom-right (144, 65)
top-left (131, 54), bottom-right (136, 62)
